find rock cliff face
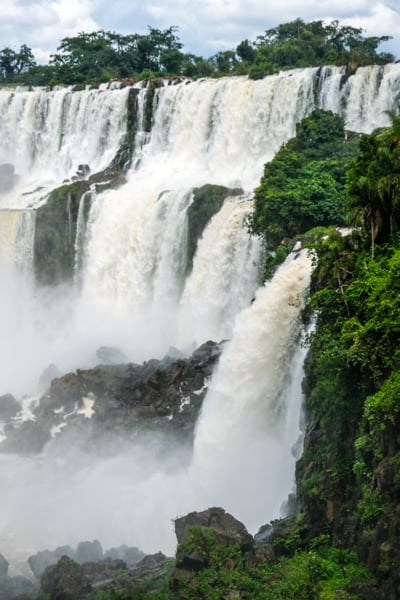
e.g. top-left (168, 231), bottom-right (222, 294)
top-left (0, 340), bottom-right (222, 454)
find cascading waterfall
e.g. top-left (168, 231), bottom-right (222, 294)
top-left (0, 63), bottom-right (400, 562)
top-left (0, 84), bottom-right (130, 208)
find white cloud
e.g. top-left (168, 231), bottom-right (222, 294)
top-left (0, 0), bottom-right (399, 62)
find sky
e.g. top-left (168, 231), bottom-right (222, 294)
top-left (1, 0), bottom-right (400, 63)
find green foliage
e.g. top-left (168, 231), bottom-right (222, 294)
top-left (173, 544), bottom-right (373, 599)
top-left (251, 18), bottom-right (393, 75)
top-left (1, 17), bottom-right (394, 86)
top-left (0, 44), bottom-right (36, 82)
top-left (34, 181), bottom-right (90, 285)
top-left (251, 109), bottom-right (357, 250)
top-left (346, 110), bottom-right (400, 256)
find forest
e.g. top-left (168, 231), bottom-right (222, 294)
top-left (0, 18), bottom-right (394, 86)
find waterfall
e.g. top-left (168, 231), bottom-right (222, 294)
top-left (0, 64), bottom-right (400, 562)
top-left (0, 85), bottom-right (130, 208)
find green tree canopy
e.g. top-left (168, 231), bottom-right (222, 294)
top-left (251, 109), bottom-right (358, 249)
top-left (346, 110), bottom-right (400, 256)
top-left (0, 44), bottom-right (36, 83)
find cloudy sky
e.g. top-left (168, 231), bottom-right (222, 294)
top-left (1, 0), bottom-right (400, 63)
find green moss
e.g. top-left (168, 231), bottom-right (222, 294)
top-left (34, 180), bottom-right (90, 285)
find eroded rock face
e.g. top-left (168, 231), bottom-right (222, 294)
top-left (1, 341), bottom-right (222, 455)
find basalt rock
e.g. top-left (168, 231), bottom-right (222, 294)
top-left (4, 341), bottom-right (222, 454)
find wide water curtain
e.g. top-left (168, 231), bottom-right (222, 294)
top-left (0, 64), bottom-right (399, 559)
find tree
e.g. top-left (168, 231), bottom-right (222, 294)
top-left (252, 109), bottom-right (357, 248)
top-left (346, 111), bottom-right (400, 256)
top-left (0, 45), bottom-right (36, 82)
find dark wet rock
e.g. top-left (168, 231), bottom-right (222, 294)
top-left (76, 164), bottom-right (90, 178)
top-left (40, 555), bottom-right (90, 600)
top-left (6, 340), bottom-right (222, 454)
top-left (76, 540), bottom-right (103, 564)
top-left (29, 546), bottom-right (76, 579)
top-left (96, 346), bottom-right (128, 365)
top-left (103, 545), bottom-right (145, 567)
top-left (0, 394), bottom-right (19, 420)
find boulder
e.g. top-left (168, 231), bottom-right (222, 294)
top-left (40, 555), bottom-right (90, 600)
top-left (175, 506), bottom-right (253, 550)
top-left (76, 164), bottom-right (90, 178)
top-left (172, 508), bottom-right (253, 593)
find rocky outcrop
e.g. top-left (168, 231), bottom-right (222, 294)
top-left (40, 555), bottom-right (90, 600)
top-left (28, 541), bottom-right (145, 581)
top-left (172, 507), bottom-right (253, 591)
top-left (0, 341), bottom-right (222, 454)
top-left (38, 551), bottom-right (170, 599)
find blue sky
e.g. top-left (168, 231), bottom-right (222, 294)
top-left (1, 0), bottom-right (400, 63)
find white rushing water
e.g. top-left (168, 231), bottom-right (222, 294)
top-left (0, 64), bottom-right (400, 564)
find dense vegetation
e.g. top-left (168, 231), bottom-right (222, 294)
top-left (0, 18), bottom-right (394, 86)
top-left (251, 109), bottom-right (360, 276)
